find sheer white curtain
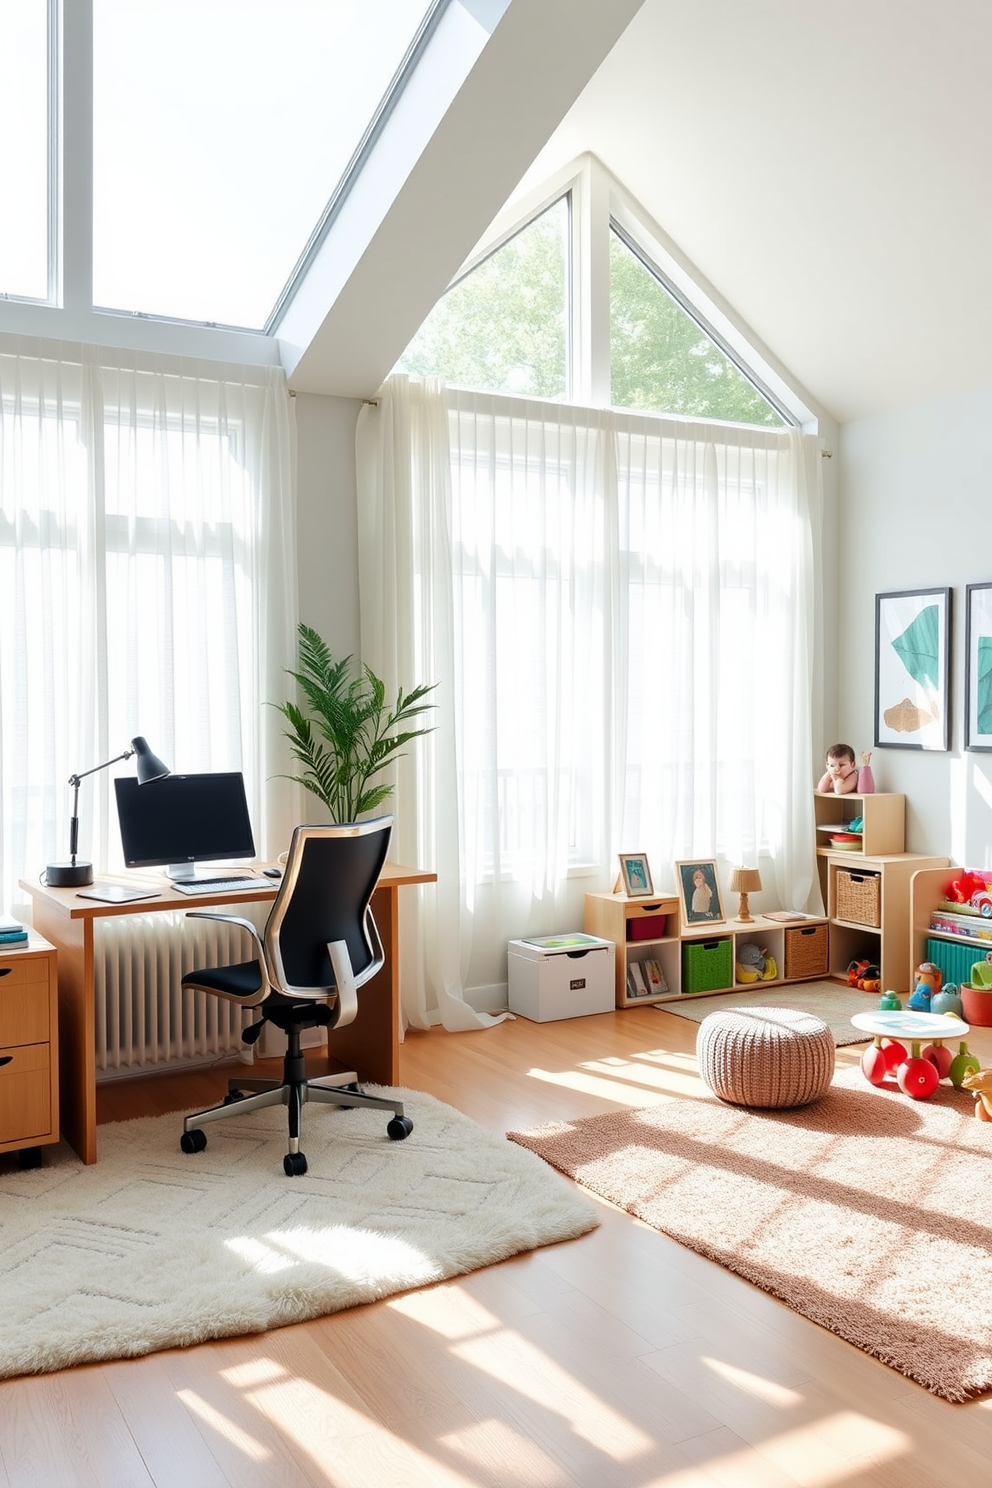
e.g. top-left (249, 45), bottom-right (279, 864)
top-left (357, 374), bottom-right (822, 1021)
top-left (0, 337), bottom-right (299, 914)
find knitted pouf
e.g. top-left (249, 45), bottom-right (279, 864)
top-left (696, 1006), bottom-right (835, 1109)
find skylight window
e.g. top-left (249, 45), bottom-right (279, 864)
top-left (0, 0), bottom-right (50, 302)
top-left (92, 0), bottom-right (442, 329)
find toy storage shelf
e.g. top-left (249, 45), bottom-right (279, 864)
top-left (813, 791), bottom-right (906, 900)
top-left (826, 850), bottom-right (947, 993)
top-left (911, 864), bottom-right (992, 989)
top-left (583, 891), bottom-right (829, 1006)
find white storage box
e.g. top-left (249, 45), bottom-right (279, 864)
top-left (507, 933), bottom-right (615, 1022)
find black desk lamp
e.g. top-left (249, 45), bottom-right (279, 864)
top-left (46, 735), bottom-right (170, 888)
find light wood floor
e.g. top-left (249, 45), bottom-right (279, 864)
top-left (3, 999), bottom-right (992, 1487)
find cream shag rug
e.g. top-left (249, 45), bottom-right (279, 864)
top-left (509, 1067), bottom-right (992, 1401)
top-left (0, 1087), bottom-right (596, 1380)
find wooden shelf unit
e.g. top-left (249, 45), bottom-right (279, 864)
top-left (813, 790), bottom-right (906, 900)
top-left (583, 890), bottom-right (829, 1006)
top-left (910, 864), bottom-right (992, 988)
top-left (825, 850), bottom-right (947, 992)
top-left (0, 933), bottom-right (59, 1165)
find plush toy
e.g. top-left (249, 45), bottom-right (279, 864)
top-left (945, 870), bottom-right (992, 918)
top-left (961, 1067), bottom-right (992, 1121)
top-left (847, 958), bottom-right (880, 991)
top-left (931, 983), bottom-right (963, 1017)
top-left (910, 964), bottom-right (945, 999)
top-left (736, 943), bottom-right (777, 982)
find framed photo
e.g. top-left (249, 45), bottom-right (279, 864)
top-left (619, 852), bottom-right (653, 897)
top-left (965, 582), bottom-right (992, 752)
top-left (675, 859), bottom-right (724, 926)
top-left (874, 587), bottom-right (951, 751)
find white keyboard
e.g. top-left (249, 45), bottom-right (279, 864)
top-left (171, 877), bottom-right (268, 896)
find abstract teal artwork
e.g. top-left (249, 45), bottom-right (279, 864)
top-left (875, 588), bottom-right (950, 751)
top-left (977, 635), bottom-right (992, 738)
top-left (891, 604), bottom-right (940, 692)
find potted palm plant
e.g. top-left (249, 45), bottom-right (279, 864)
top-left (274, 624), bottom-right (437, 822)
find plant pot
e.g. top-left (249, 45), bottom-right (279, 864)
top-left (960, 982), bottom-right (992, 1027)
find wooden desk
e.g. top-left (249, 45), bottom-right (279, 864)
top-left (19, 861), bottom-right (434, 1164)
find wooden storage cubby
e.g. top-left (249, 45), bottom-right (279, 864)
top-left (583, 890), bottom-right (829, 1006)
top-left (583, 891), bottom-right (680, 1006)
top-left (826, 849), bottom-right (946, 993)
top-left (813, 790), bottom-right (905, 905)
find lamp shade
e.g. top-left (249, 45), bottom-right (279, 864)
top-left (729, 866), bottom-right (762, 922)
top-left (131, 736), bottom-right (170, 784)
top-left (728, 867), bottom-right (762, 895)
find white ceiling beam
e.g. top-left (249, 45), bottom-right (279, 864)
top-left (279, 0), bottom-right (646, 397)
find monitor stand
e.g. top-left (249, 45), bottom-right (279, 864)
top-left (166, 864), bottom-right (252, 885)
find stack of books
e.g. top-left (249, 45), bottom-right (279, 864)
top-left (0, 915), bottom-right (29, 947)
top-left (627, 956), bottom-right (669, 998)
top-left (930, 908), bottom-right (992, 943)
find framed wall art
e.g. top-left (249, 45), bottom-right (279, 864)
top-left (965, 582), bottom-right (992, 752)
top-left (874, 587), bottom-right (951, 751)
top-left (675, 859), bottom-right (724, 926)
top-left (618, 852), bottom-right (653, 897)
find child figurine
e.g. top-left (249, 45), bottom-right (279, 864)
top-left (816, 743), bottom-right (859, 794)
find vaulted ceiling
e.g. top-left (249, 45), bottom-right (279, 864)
top-left (287, 0), bottom-right (992, 426)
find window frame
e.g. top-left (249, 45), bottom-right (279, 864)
top-left (405, 155), bottom-right (817, 430)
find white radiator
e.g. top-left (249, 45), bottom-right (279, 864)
top-left (94, 909), bottom-right (266, 1078)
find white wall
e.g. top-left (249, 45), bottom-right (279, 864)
top-left (839, 383), bottom-right (992, 866)
top-left (293, 392), bottom-right (364, 660)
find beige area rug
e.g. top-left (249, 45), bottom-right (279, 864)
top-left (655, 980), bottom-right (874, 1045)
top-left (509, 1068), bottom-right (992, 1401)
top-left (0, 1087), bottom-right (597, 1381)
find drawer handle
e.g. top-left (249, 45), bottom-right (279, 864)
top-left (0, 1056), bottom-right (11, 1069)
top-left (0, 967), bottom-right (10, 978)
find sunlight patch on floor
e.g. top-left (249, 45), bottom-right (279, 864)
top-left (453, 1331), bottom-right (653, 1459)
top-left (701, 1355), bottom-right (803, 1406)
top-left (177, 1389), bottom-right (272, 1459)
top-left (527, 1063), bottom-right (708, 1105)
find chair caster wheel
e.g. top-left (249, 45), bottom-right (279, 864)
top-left (387, 1116), bottom-right (413, 1140)
top-left (223, 1090), bottom-right (246, 1105)
top-left (181, 1128), bottom-right (207, 1154)
top-left (284, 1152), bottom-right (308, 1176)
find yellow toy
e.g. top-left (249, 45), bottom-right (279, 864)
top-left (961, 1067), bottom-right (992, 1122)
top-left (736, 944), bottom-right (778, 983)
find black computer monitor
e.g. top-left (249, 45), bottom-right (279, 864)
top-left (114, 771), bottom-right (256, 883)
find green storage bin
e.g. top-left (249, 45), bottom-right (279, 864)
top-left (925, 937), bottom-right (992, 988)
top-left (682, 936), bottom-right (733, 994)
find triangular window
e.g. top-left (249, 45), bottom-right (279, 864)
top-left (609, 227), bottom-right (785, 427)
top-left (396, 195), bottom-right (569, 399)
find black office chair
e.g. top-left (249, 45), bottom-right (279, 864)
top-left (178, 817), bottom-right (412, 1176)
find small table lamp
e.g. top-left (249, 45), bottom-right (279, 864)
top-left (729, 866), bottom-right (762, 923)
top-left (46, 736), bottom-right (170, 888)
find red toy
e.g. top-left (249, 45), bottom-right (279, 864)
top-left (947, 871), bottom-right (992, 917)
top-left (847, 958), bottom-right (881, 992)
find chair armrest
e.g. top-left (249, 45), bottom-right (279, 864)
top-left (184, 911), bottom-right (264, 956)
top-left (327, 939), bottom-right (359, 1028)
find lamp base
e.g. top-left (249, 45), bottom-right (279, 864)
top-left (45, 860), bottom-right (94, 888)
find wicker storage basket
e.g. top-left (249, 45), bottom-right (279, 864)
top-left (835, 869), bottom-right (881, 927)
top-left (784, 922), bottom-right (829, 979)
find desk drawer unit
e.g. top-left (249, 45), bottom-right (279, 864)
top-left (0, 941), bottom-right (59, 1157)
